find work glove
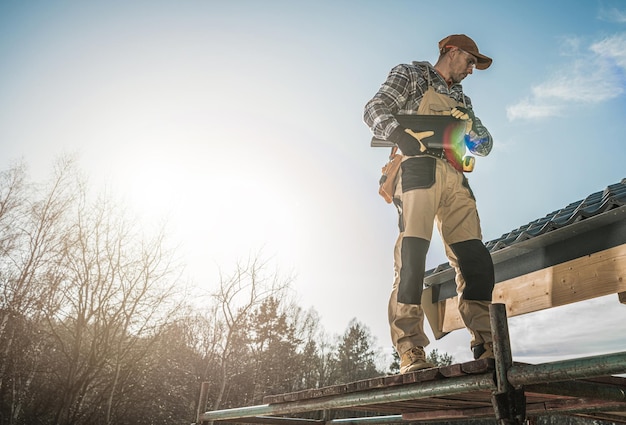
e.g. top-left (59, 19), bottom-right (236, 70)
top-left (455, 107), bottom-right (493, 156)
top-left (450, 106), bottom-right (474, 134)
top-left (388, 126), bottom-right (434, 156)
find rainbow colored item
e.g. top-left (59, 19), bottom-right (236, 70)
top-left (395, 115), bottom-right (469, 172)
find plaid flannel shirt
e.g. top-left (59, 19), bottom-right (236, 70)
top-left (363, 61), bottom-right (492, 156)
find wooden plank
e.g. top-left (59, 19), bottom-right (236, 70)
top-left (402, 367), bottom-right (440, 383)
top-left (435, 244), bottom-right (626, 333)
top-left (265, 360), bottom-right (495, 405)
top-left (362, 391), bottom-right (495, 414)
top-left (548, 246), bottom-right (626, 306)
top-left (461, 358), bottom-right (494, 374)
top-left (421, 286), bottom-right (448, 340)
top-left (264, 384), bottom-right (348, 404)
top-left (345, 376), bottom-right (387, 392)
top-left (439, 363), bottom-right (463, 378)
top-left (539, 397), bottom-right (626, 413)
top-left (438, 358), bottom-right (493, 377)
top-left (381, 374), bottom-right (406, 387)
top-left (403, 405), bottom-right (494, 421)
top-left (265, 367), bottom-right (441, 404)
top-left (440, 297), bottom-right (463, 333)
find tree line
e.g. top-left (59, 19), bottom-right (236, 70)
top-left (0, 158), bottom-right (420, 425)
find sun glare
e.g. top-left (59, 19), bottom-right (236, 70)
top-left (115, 151), bottom-right (302, 284)
top-left (125, 159), bottom-right (179, 223)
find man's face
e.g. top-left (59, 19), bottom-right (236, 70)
top-left (449, 48), bottom-right (477, 83)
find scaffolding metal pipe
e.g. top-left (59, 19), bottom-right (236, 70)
top-left (196, 382), bottom-right (210, 424)
top-left (199, 373), bottom-right (496, 422)
top-left (508, 351), bottom-right (626, 387)
top-left (222, 415), bottom-right (409, 425)
top-left (328, 415), bottom-right (405, 424)
top-left (490, 303), bottom-right (514, 395)
top-left (219, 416), bottom-right (322, 425)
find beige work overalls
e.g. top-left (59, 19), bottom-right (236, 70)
top-left (388, 84), bottom-right (493, 356)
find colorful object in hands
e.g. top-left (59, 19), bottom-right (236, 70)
top-left (395, 115), bottom-right (470, 172)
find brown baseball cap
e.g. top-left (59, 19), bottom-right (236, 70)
top-left (438, 34), bottom-right (492, 70)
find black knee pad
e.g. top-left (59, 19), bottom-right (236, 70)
top-left (449, 239), bottom-right (494, 301)
top-left (397, 237), bottom-right (430, 304)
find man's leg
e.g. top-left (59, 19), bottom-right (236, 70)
top-left (388, 156), bottom-right (440, 372)
top-left (388, 234), bottom-right (431, 354)
top-left (447, 241), bottom-right (495, 358)
top-left (437, 163), bottom-right (495, 359)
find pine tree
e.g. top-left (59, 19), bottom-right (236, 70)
top-left (330, 319), bottom-right (381, 384)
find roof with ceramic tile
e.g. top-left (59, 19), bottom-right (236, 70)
top-left (484, 178), bottom-right (626, 252)
top-left (424, 178), bottom-right (626, 300)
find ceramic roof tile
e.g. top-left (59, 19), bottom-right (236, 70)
top-left (485, 178), bottom-right (626, 252)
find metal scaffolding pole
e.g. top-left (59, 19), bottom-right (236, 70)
top-left (327, 415), bottom-right (405, 425)
top-left (221, 415), bottom-right (409, 425)
top-left (508, 351), bottom-right (626, 387)
top-left (197, 373), bottom-right (496, 423)
top-left (489, 303), bottom-right (526, 424)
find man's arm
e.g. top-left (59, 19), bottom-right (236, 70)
top-left (466, 114), bottom-right (493, 156)
top-left (363, 64), bottom-right (414, 140)
top-left (454, 97), bottom-right (493, 157)
top-left (364, 64), bottom-right (433, 155)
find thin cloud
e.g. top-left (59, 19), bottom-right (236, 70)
top-left (507, 33), bottom-right (626, 121)
top-left (557, 35), bottom-right (582, 56)
top-left (591, 32), bottom-right (626, 69)
top-left (506, 98), bottom-right (561, 121)
top-left (508, 295), bottom-right (626, 362)
top-left (532, 59), bottom-right (622, 102)
top-left (598, 5), bottom-right (626, 23)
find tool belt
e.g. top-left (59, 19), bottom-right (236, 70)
top-left (370, 115), bottom-right (465, 149)
top-left (375, 115), bottom-right (471, 203)
top-left (422, 147), bottom-right (446, 159)
top-left (378, 146), bottom-right (402, 204)
top-left (378, 147), bottom-right (448, 204)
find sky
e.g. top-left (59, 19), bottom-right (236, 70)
top-left (1, 0), bottom-right (625, 367)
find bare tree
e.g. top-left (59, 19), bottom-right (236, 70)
top-left (0, 158), bottom-right (75, 340)
top-left (285, 305), bottom-right (330, 390)
top-left (0, 161), bottom-right (26, 261)
top-left (0, 158), bottom-right (78, 424)
top-left (46, 186), bottom-right (182, 425)
top-left (203, 254), bottom-right (293, 411)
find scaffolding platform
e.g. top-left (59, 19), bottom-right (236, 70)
top-left (262, 360), bottom-right (626, 423)
top-left (196, 305), bottom-right (626, 425)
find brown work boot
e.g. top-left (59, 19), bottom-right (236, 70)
top-left (472, 342), bottom-right (494, 360)
top-left (400, 347), bottom-right (436, 373)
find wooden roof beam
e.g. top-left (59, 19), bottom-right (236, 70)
top-left (423, 244), bottom-right (626, 336)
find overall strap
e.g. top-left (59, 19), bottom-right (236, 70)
top-left (424, 63), bottom-right (468, 108)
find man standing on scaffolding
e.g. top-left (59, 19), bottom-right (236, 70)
top-left (363, 34), bottom-right (496, 373)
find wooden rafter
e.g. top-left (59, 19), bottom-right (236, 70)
top-left (423, 243), bottom-right (626, 335)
